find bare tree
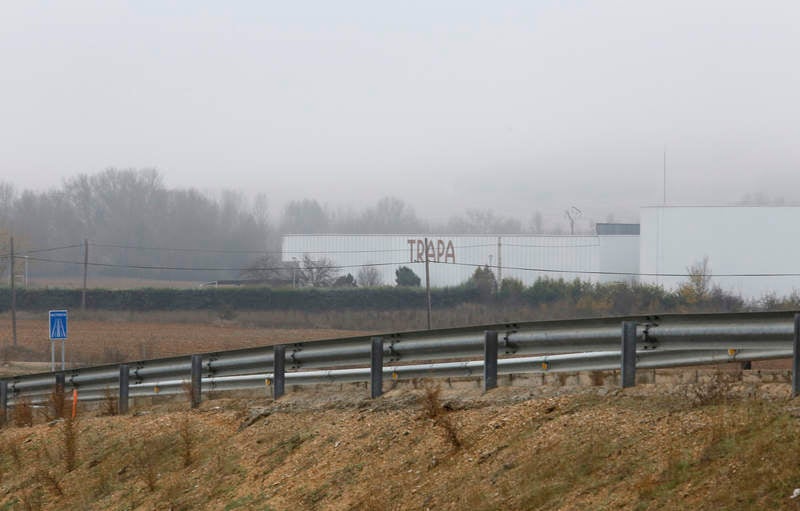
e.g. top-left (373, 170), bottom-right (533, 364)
top-left (679, 256), bottom-right (712, 302)
top-left (357, 265), bottom-right (383, 287)
top-left (296, 255), bottom-right (339, 287)
top-left (239, 253), bottom-right (293, 286)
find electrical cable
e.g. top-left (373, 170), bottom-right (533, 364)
top-left (19, 254), bottom-right (800, 279)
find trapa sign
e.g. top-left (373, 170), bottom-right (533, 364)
top-left (49, 310), bottom-right (68, 340)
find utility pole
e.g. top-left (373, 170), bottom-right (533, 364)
top-left (81, 238), bottom-right (88, 311)
top-left (9, 236), bottom-right (16, 347)
top-left (424, 237), bottom-right (432, 330)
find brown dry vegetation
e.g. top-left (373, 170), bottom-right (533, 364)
top-left (1, 377), bottom-right (800, 510)
top-left (0, 312), bottom-right (368, 368)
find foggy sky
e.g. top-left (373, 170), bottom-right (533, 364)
top-left (2, 1), bottom-right (799, 229)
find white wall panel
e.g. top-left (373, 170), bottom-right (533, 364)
top-left (282, 234), bottom-right (638, 287)
top-left (640, 206), bottom-right (800, 298)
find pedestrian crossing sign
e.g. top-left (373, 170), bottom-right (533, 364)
top-left (49, 310), bottom-right (68, 340)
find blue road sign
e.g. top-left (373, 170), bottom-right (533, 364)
top-left (49, 310), bottom-right (68, 340)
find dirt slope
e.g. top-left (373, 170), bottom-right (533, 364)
top-left (2, 377), bottom-right (800, 510)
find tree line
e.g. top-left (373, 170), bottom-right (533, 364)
top-left (0, 168), bottom-right (582, 283)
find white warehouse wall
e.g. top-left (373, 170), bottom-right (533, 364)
top-left (640, 206), bottom-right (800, 299)
top-left (282, 234), bottom-right (639, 287)
top-left (597, 235), bottom-right (640, 284)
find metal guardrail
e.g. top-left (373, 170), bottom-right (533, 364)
top-left (2, 311), bottom-right (800, 417)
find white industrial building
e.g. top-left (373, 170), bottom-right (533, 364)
top-left (282, 225), bottom-right (640, 289)
top-left (282, 206), bottom-right (800, 299)
top-left (639, 205), bottom-right (800, 299)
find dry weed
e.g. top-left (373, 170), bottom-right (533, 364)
top-left (136, 437), bottom-right (169, 492)
top-left (48, 386), bottom-right (67, 420)
top-left (35, 468), bottom-right (64, 497)
top-left (101, 387), bottom-right (118, 416)
top-left (178, 416), bottom-right (194, 468)
top-left (181, 379), bottom-right (193, 405)
top-left (20, 488), bottom-right (44, 511)
top-left (62, 417), bottom-right (77, 472)
top-left (3, 438), bottom-right (21, 467)
top-left (420, 382), bottom-right (462, 451)
top-left (13, 397), bottom-right (34, 427)
top-left (589, 371), bottom-right (605, 386)
top-left (688, 370), bottom-right (731, 406)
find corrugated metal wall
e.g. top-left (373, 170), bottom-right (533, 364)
top-left (282, 234), bottom-right (639, 287)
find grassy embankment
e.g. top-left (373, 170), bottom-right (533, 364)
top-left (0, 376), bottom-right (799, 510)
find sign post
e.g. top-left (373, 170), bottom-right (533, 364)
top-left (49, 310), bottom-right (68, 371)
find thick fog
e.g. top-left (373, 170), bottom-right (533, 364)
top-left (2, 1), bottom-right (799, 228)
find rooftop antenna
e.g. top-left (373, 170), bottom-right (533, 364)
top-left (565, 206), bottom-right (582, 235)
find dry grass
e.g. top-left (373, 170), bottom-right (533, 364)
top-left (0, 380), bottom-right (798, 510)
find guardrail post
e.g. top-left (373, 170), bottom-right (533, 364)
top-left (621, 321), bottom-right (637, 388)
top-left (54, 372), bottom-right (66, 418)
top-left (793, 314), bottom-right (800, 398)
top-left (190, 355), bottom-right (202, 409)
top-left (55, 372), bottom-right (65, 393)
top-left (484, 330), bottom-right (498, 392)
top-left (370, 337), bottom-right (384, 398)
top-left (0, 381), bottom-right (7, 426)
top-left (273, 345), bottom-right (285, 400)
top-left (119, 364), bottom-right (129, 415)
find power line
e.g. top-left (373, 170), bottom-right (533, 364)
top-left (89, 240), bottom-right (498, 255)
top-left (501, 242), bottom-right (600, 248)
top-left (23, 255), bottom-right (409, 272)
top-left (20, 254), bottom-right (800, 279)
top-left (89, 242), bottom-right (272, 255)
top-left (0, 243), bottom-right (85, 259)
top-left (445, 261), bottom-right (800, 279)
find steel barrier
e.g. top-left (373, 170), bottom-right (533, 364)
top-left (2, 311), bottom-right (800, 415)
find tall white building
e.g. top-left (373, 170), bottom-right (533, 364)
top-left (639, 205), bottom-right (800, 299)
